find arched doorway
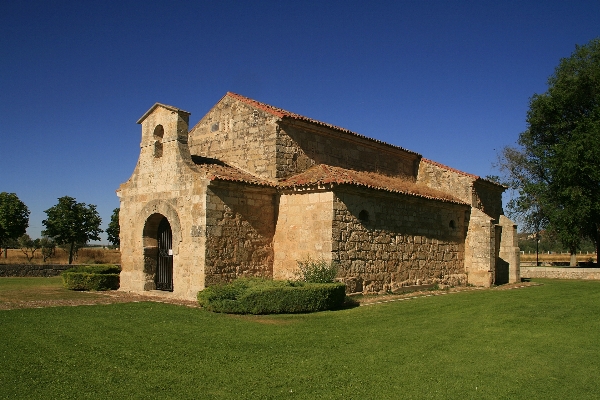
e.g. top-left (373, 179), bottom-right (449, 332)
top-left (156, 217), bottom-right (173, 291)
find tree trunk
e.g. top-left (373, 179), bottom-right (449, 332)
top-left (68, 242), bottom-right (74, 265)
top-left (570, 252), bottom-right (577, 267)
top-left (596, 229), bottom-right (599, 266)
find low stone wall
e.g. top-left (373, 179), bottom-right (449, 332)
top-left (521, 266), bottom-right (600, 280)
top-left (2, 264), bottom-right (81, 277)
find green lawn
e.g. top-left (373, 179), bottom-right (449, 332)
top-left (0, 276), bottom-right (104, 303)
top-left (1, 279), bottom-right (599, 399)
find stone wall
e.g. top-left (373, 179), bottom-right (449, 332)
top-left (189, 95), bottom-right (280, 179)
top-left (273, 190), bottom-right (334, 280)
top-left (521, 267), bottom-right (600, 280)
top-left (498, 215), bottom-right (520, 283)
top-left (464, 208), bottom-right (495, 287)
top-left (204, 182), bottom-right (276, 286)
top-left (417, 160), bottom-right (475, 205)
top-left (473, 180), bottom-right (504, 222)
top-left (277, 121), bottom-right (419, 179)
top-left (0, 264), bottom-right (73, 277)
top-left (118, 104), bottom-right (207, 299)
top-left (332, 187), bottom-right (469, 294)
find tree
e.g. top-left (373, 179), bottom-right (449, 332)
top-left (498, 38), bottom-right (600, 265)
top-left (39, 236), bottom-right (56, 262)
top-left (18, 234), bottom-right (40, 263)
top-left (105, 208), bottom-right (120, 247)
top-left (0, 192), bottom-right (30, 258)
top-left (42, 196), bottom-right (103, 264)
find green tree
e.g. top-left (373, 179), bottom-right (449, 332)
top-left (0, 192), bottom-right (30, 258)
top-left (105, 208), bottom-right (120, 247)
top-left (18, 234), bottom-right (40, 263)
top-left (39, 236), bottom-right (56, 262)
top-left (42, 196), bottom-right (103, 264)
top-left (498, 38), bottom-right (600, 265)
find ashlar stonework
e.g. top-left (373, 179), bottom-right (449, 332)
top-left (117, 92), bottom-right (520, 300)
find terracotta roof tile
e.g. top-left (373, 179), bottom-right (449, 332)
top-left (226, 92), bottom-right (420, 156)
top-left (192, 159), bottom-right (276, 187)
top-left (279, 164), bottom-right (466, 204)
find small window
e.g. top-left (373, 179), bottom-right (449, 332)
top-left (153, 141), bottom-right (163, 158)
top-left (358, 210), bottom-right (369, 222)
top-left (211, 122), bottom-right (219, 132)
top-left (449, 220), bottom-right (456, 230)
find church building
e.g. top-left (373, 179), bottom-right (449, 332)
top-left (117, 92), bottom-right (520, 299)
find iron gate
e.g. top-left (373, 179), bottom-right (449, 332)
top-left (156, 217), bottom-right (173, 291)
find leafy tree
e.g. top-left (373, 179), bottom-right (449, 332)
top-left (105, 208), bottom-right (120, 247)
top-left (18, 234), bottom-right (40, 263)
top-left (498, 38), bottom-right (600, 265)
top-left (42, 196), bottom-right (103, 264)
top-left (39, 236), bottom-right (56, 262)
top-left (0, 192), bottom-right (30, 258)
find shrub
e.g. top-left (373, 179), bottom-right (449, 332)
top-left (295, 257), bottom-right (339, 283)
top-left (63, 264), bottom-right (121, 274)
top-left (197, 278), bottom-right (346, 314)
top-left (62, 264), bottom-right (121, 291)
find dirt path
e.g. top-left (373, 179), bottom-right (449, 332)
top-left (0, 291), bottom-right (199, 310)
top-left (0, 282), bottom-right (540, 311)
top-left (356, 281), bottom-right (542, 306)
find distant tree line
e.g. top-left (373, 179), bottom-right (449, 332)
top-left (0, 192), bottom-right (120, 264)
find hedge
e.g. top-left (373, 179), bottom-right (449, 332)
top-left (197, 278), bottom-right (346, 314)
top-left (62, 264), bottom-right (121, 291)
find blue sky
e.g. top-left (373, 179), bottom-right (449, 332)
top-left (1, 0), bottom-right (599, 242)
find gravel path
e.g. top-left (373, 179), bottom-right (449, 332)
top-left (0, 281), bottom-right (540, 311)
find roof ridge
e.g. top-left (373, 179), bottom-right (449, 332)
top-left (279, 164), bottom-right (466, 205)
top-left (421, 158), bottom-right (479, 180)
top-left (225, 92), bottom-right (420, 156)
top-left (137, 102), bottom-right (191, 124)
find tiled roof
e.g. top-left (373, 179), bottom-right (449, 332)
top-left (279, 164), bottom-right (466, 204)
top-left (191, 159), bottom-right (276, 187)
top-left (421, 158), bottom-right (505, 187)
top-left (192, 157), bottom-right (464, 204)
top-left (225, 92), bottom-right (420, 156)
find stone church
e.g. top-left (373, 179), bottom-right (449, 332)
top-left (117, 92), bottom-right (520, 300)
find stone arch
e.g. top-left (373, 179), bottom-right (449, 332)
top-left (139, 200), bottom-right (182, 291)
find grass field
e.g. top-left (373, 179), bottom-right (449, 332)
top-left (1, 278), bottom-right (599, 399)
top-left (0, 247), bottom-right (120, 265)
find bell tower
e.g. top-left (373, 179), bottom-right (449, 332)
top-left (136, 103), bottom-right (191, 162)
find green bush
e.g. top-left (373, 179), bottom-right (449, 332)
top-left (296, 257), bottom-right (339, 283)
top-left (197, 278), bottom-right (346, 314)
top-left (64, 264), bottom-right (121, 274)
top-left (62, 264), bottom-right (120, 291)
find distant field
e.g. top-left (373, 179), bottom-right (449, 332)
top-left (1, 278), bottom-right (600, 399)
top-left (0, 247), bottom-right (120, 265)
top-left (520, 252), bottom-right (597, 265)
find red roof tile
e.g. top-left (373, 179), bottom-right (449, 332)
top-left (192, 162), bottom-right (276, 187)
top-left (225, 92), bottom-right (420, 156)
top-left (279, 164), bottom-right (466, 204)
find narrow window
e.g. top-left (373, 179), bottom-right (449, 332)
top-left (359, 210), bottom-right (369, 222)
top-left (153, 125), bottom-right (164, 158)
